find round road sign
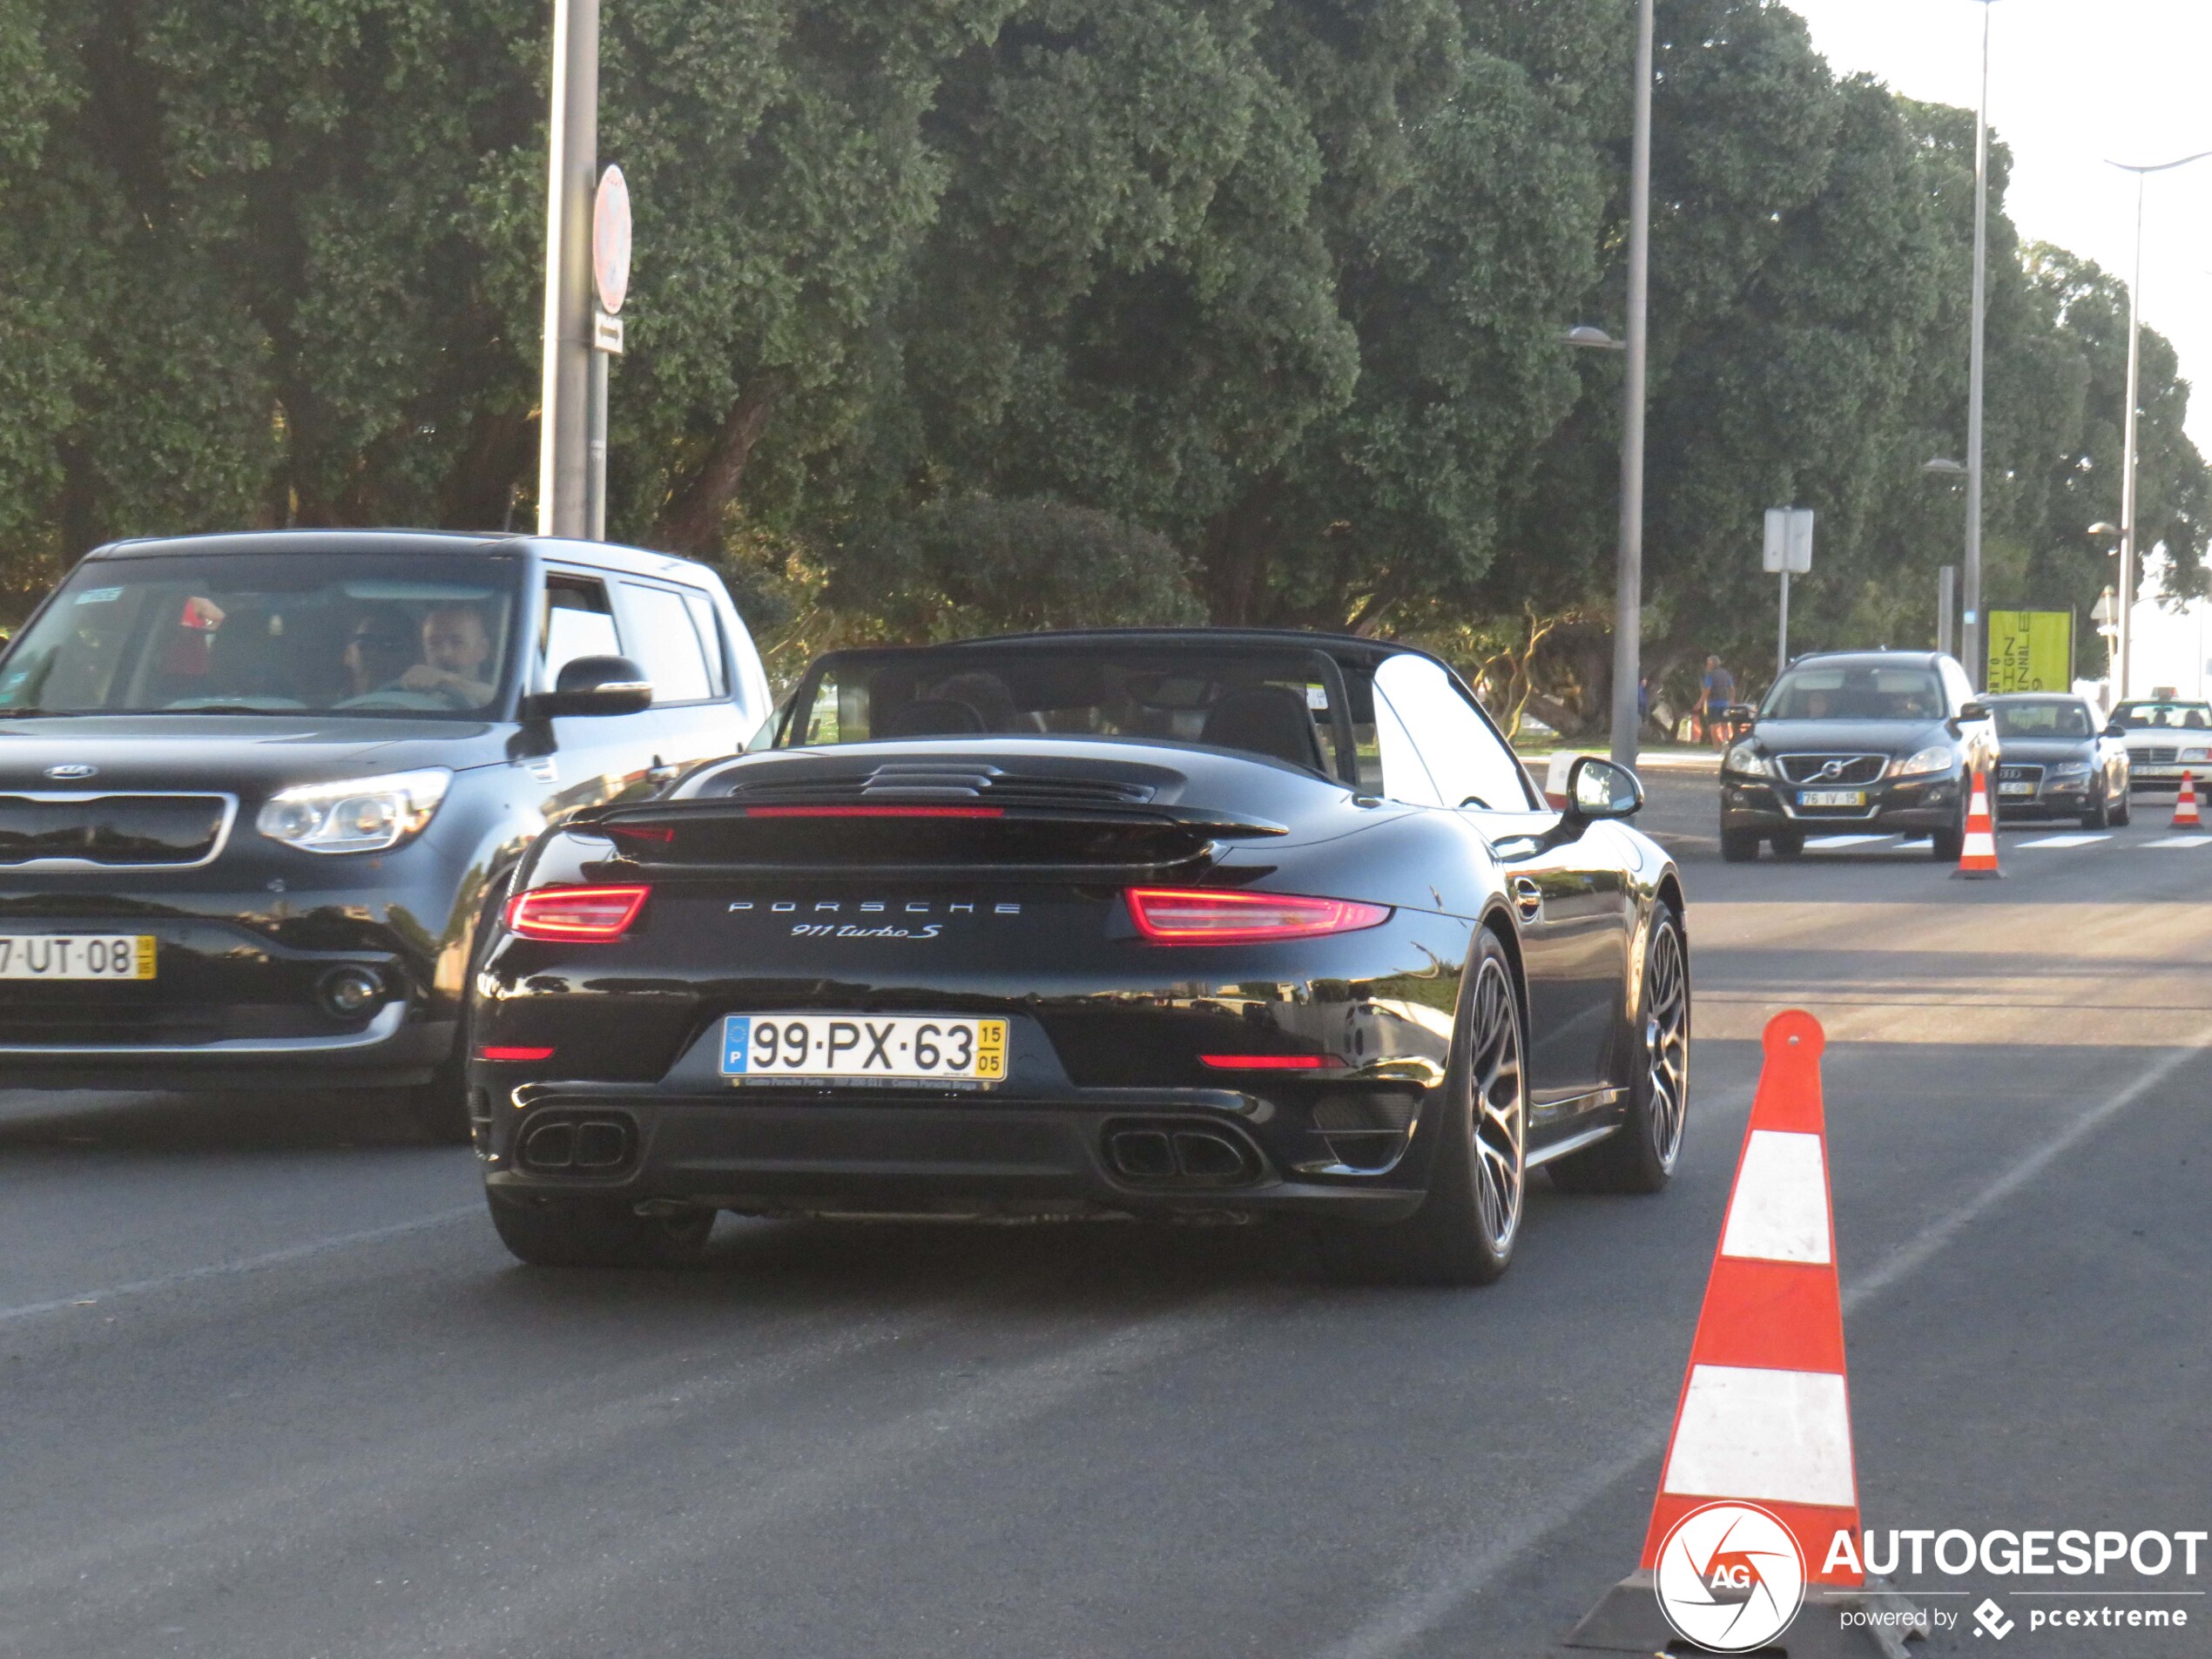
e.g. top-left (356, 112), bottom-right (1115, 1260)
top-left (593, 165), bottom-right (631, 316)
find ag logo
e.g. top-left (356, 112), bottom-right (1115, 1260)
top-left (1653, 1501), bottom-right (1806, 1653)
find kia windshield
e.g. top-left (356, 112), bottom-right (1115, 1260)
top-left (1761, 663), bottom-right (1944, 721)
top-left (0, 552), bottom-right (523, 718)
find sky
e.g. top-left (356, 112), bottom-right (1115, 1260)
top-left (1786, 0), bottom-right (2212, 459)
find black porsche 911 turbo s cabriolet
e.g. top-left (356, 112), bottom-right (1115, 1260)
top-left (469, 630), bottom-right (1689, 1284)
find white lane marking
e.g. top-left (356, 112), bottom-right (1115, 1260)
top-left (0, 1205), bottom-right (480, 1325)
top-left (2013, 833), bottom-right (2112, 848)
top-left (2141, 834), bottom-right (2212, 848)
top-left (1318, 1028), bottom-right (2212, 1659)
top-left (1720, 1130), bottom-right (1831, 1264)
top-left (1662, 1365), bottom-right (1857, 1507)
top-left (1803, 834), bottom-right (1893, 849)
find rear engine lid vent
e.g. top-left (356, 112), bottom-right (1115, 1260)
top-left (710, 756), bottom-right (1161, 810)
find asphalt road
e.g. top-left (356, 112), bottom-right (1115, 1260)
top-left (5, 768), bottom-right (2209, 1658)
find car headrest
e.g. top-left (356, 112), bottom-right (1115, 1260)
top-left (882, 698), bottom-right (986, 738)
top-left (1200, 685), bottom-right (1325, 772)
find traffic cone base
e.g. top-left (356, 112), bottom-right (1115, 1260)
top-left (1953, 768), bottom-right (2001, 879)
top-left (1561, 1012), bottom-right (1921, 1656)
top-left (2174, 771), bottom-right (2201, 830)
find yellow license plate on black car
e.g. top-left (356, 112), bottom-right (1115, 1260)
top-left (0, 934), bottom-right (156, 980)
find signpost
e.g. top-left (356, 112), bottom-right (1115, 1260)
top-left (1986, 610), bottom-right (2073, 693)
top-left (1764, 507), bottom-right (1813, 673)
top-left (585, 165), bottom-right (631, 542)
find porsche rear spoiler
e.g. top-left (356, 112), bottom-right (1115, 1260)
top-left (570, 798), bottom-right (1288, 880)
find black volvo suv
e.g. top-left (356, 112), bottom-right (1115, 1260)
top-left (1718, 650), bottom-right (2000, 860)
top-left (0, 530), bottom-right (770, 1136)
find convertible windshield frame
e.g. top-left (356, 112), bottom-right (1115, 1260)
top-left (0, 550), bottom-right (529, 721)
top-left (776, 642), bottom-right (1364, 786)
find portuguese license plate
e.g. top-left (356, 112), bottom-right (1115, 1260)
top-left (1797, 789), bottom-right (1866, 808)
top-left (1999, 779), bottom-right (2036, 796)
top-left (720, 1014), bottom-right (1007, 1085)
top-left (0, 934), bottom-right (156, 981)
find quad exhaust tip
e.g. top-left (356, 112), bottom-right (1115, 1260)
top-left (521, 1115), bottom-right (636, 1174)
top-left (1104, 1123), bottom-right (1261, 1188)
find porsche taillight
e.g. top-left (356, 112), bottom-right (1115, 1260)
top-left (1123, 887), bottom-right (1391, 945)
top-left (503, 884), bottom-right (650, 941)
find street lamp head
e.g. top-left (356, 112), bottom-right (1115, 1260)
top-left (1561, 324), bottom-right (1625, 351)
top-left (1922, 456), bottom-right (1966, 475)
top-left (2087, 521), bottom-right (2121, 540)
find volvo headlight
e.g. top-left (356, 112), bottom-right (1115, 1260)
top-left (258, 768), bottom-right (452, 854)
top-left (1894, 745), bottom-right (1953, 778)
top-left (1725, 740), bottom-right (1768, 777)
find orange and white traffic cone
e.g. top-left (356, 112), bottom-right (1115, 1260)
top-left (1564, 1012), bottom-right (1918, 1656)
top-left (2173, 771), bottom-right (2202, 829)
top-left (1952, 767), bottom-right (2001, 879)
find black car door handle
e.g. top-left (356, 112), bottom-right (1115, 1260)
top-left (1512, 876), bottom-right (1542, 921)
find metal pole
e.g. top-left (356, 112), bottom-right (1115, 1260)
top-left (1777, 570), bottom-right (1790, 677)
top-left (586, 345), bottom-right (609, 542)
top-left (1962, 0), bottom-right (1993, 691)
top-left (2118, 172), bottom-right (2143, 704)
top-left (1938, 564), bottom-right (1956, 658)
top-left (535, 0), bottom-right (598, 537)
top-left (1610, 0), bottom-right (1653, 772)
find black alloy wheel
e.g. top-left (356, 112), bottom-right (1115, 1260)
top-left (1318, 927), bottom-right (1527, 1285)
top-left (1550, 908), bottom-right (1689, 1195)
top-left (2082, 788), bottom-right (2111, 831)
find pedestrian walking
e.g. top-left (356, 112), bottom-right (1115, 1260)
top-left (1699, 654), bottom-right (1737, 745)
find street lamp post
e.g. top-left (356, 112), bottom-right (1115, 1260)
top-left (1609, 0), bottom-right (1655, 774)
top-left (1925, 457), bottom-right (1966, 657)
top-left (1961, 0), bottom-right (1998, 693)
top-left (2104, 149), bottom-right (2212, 703)
top-left (536, 0), bottom-right (600, 538)
top-left (2089, 521), bottom-right (2124, 694)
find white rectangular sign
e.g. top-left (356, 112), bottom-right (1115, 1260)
top-left (1763, 507), bottom-right (1813, 574)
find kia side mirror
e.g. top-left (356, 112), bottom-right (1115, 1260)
top-left (521, 655), bottom-right (653, 720)
top-left (1565, 755), bottom-right (1643, 823)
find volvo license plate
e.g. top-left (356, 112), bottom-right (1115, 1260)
top-left (1797, 789), bottom-right (1866, 808)
top-left (0, 934), bottom-right (156, 980)
top-left (720, 1015), bottom-right (1007, 1085)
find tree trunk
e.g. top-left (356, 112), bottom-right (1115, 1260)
top-left (650, 380), bottom-right (784, 558)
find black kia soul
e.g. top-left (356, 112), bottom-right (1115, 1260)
top-left (0, 530), bottom-right (770, 1136)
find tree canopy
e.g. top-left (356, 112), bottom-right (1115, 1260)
top-left (2, 0), bottom-right (2202, 714)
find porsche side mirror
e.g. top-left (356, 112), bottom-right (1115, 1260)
top-left (1565, 755), bottom-right (1643, 822)
top-left (521, 655), bottom-right (653, 720)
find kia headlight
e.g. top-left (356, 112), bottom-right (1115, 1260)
top-left (258, 769), bottom-right (452, 854)
top-left (1893, 745), bottom-right (1954, 778)
top-left (1725, 740), bottom-right (1769, 777)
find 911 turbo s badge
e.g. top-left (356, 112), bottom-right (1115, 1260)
top-left (728, 898), bottom-right (1022, 941)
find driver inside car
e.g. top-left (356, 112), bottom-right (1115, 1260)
top-left (395, 602), bottom-right (498, 708)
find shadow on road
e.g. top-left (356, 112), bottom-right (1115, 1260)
top-left (0, 1087), bottom-right (430, 1151)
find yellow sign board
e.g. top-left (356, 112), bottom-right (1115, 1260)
top-left (1986, 610), bottom-right (2073, 693)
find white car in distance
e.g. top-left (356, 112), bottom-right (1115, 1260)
top-left (2110, 698), bottom-right (2212, 792)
